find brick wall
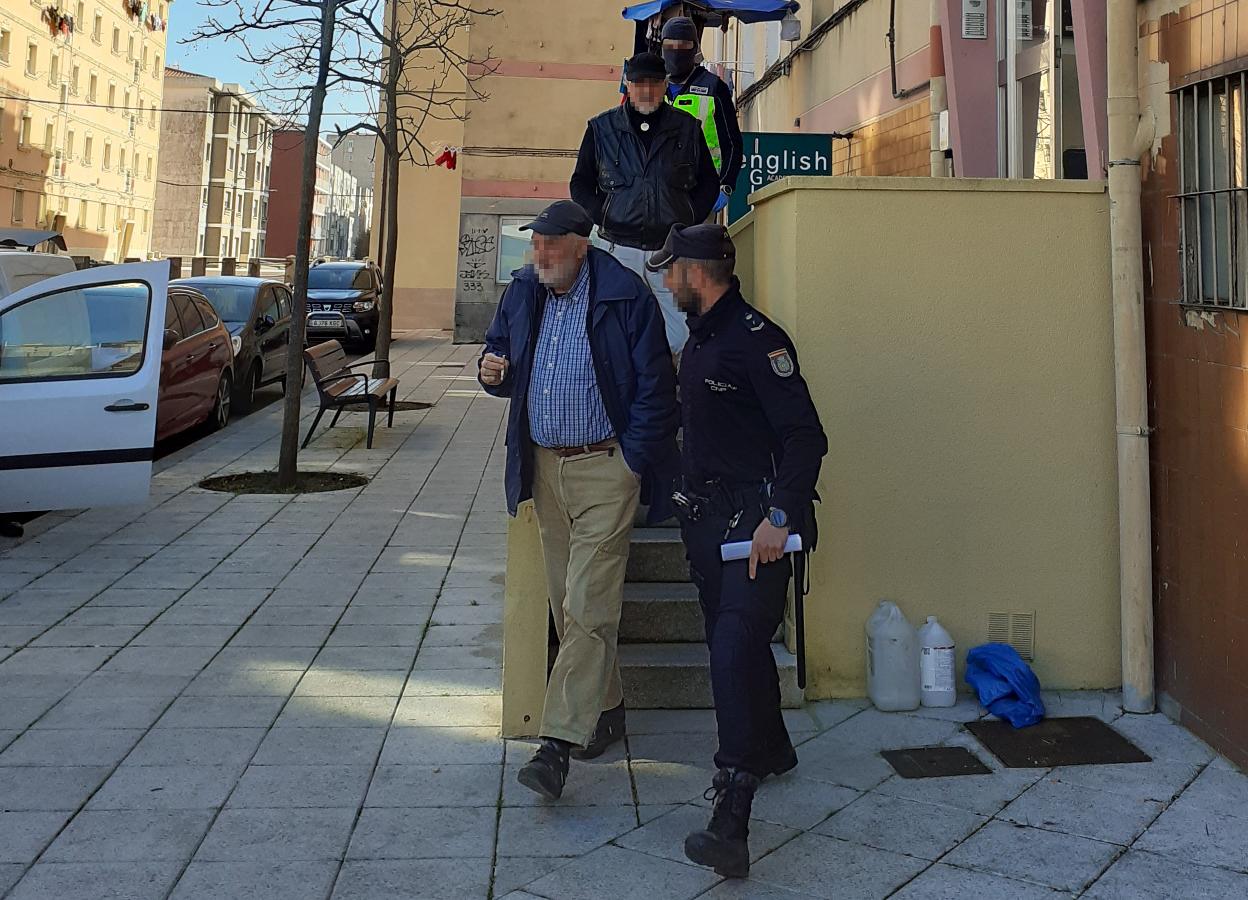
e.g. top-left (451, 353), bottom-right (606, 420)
top-left (832, 99), bottom-right (932, 177)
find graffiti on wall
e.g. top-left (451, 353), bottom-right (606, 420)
top-left (457, 224), bottom-right (497, 296)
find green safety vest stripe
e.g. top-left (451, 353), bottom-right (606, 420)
top-left (672, 93), bottom-right (722, 173)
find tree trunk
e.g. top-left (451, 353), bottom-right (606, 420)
top-left (372, 2), bottom-right (401, 380)
top-left (276, 0), bottom-right (338, 488)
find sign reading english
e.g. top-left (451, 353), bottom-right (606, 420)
top-left (728, 133), bottom-right (835, 224)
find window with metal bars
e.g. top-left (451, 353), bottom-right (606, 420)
top-left (1177, 75), bottom-right (1248, 309)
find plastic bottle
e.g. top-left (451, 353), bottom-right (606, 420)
top-left (866, 600), bottom-right (921, 711)
top-left (918, 616), bottom-right (957, 708)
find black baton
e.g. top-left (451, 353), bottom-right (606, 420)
top-left (793, 548), bottom-right (807, 690)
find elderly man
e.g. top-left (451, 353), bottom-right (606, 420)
top-left (570, 51), bottom-right (720, 355)
top-left (479, 200), bottom-right (679, 800)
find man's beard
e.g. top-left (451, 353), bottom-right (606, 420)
top-left (631, 97), bottom-right (662, 115)
top-left (537, 262), bottom-right (578, 289)
top-left (672, 283), bottom-right (699, 314)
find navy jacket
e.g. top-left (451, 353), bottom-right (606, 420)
top-left (479, 247), bottom-right (680, 522)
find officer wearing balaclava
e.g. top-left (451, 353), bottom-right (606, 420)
top-left (661, 17), bottom-right (744, 214)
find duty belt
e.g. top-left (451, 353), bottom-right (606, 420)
top-left (672, 476), bottom-right (771, 522)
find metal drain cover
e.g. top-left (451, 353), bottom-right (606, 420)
top-left (880, 746), bottom-right (992, 779)
top-left (966, 716), bottom-right (1151, 768)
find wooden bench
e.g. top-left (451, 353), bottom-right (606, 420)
top-left (302, 340), bottom-right (399, 449)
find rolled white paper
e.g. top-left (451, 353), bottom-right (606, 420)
top-left (720, 534), bottom-right (803, 562)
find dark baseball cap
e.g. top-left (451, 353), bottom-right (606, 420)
top-left (646, 224), bottom-right (736, 271)
top-left (519, 200), bottom-right (593, 238)
top-left (661, 16), bottom-right (699, 44)
top-left (624, 52), bottom-right (667, 82)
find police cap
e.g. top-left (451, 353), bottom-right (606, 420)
top-left (624, 52), bottom-right (667, 82)
top-left (519, 200), bottom-right (594, 238)
top-left (646, 224), bottom-right (736, 271)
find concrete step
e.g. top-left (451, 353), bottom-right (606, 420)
top-left (626, 527), bottom-right (687, 583)
top-left (620, 642), bottom-right (802, 709)
top-left (620, 583), bottom-right (703, 643)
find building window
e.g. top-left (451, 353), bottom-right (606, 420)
top-left (83, 134), bottom-right (93, 164)
top-left (12, 189), bottom-right (24, 223)
top-left (48, 52), bottom-right (59, 87)
top-left (65, 128), bottom-right (74, 158)
top-left (88, 73), bottom-right (97, 102)
top-left (70, 64), bottom-right (80, 95)
top-left (224, 192), bottom-right (232, 212)
top-left (25, 42), bottom-right (37, 78)
top-left (227, 147), bottom-right (235, 170)
top-left (44, 122), bottom-right (54, 152)
top-left (201, 187), bottom-right (208, 205)
top-left (0, 29), bottom-right (11, 66)
top-left (112, 27), bottom-right (121, 55)
top-left (98, 202), bottom-right (106, 230)
top-left (18, 115), bottom-right (32, 148)
top-left (154, 53), bottom-right (161, 75)
top-left (76, 2), bottom-right (84, 24)
top-left (145, 155), bottom-right (152, 179)
top-left (107, 83), bottom-right (116, 110)
top-left (1178, 76), bottom-right (1248, 309)
top-left (118, 148), bottom-right (126, 172)
top-left (149, 103), bottom-right (156, 127)
top-left (205, 142), bottom-right (211, 162)
top-left (103, 140), bottom-right (111, 169)
top-left (78, 198), bottom-right (86, 227)
top-left (93, 14), bottom-right (102, 43)
top-left (127, 35), bottom-right (135, 62)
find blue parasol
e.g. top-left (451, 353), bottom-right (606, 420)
top-left (622, 0), bottom-right (799, 25)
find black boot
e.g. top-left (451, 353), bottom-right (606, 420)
top-left (684, 768), bottom-right (759, 878)
top-left (766, 743), bottom-right (798, 779)
top-left (569, 702), bottom-right (626, 760)
top-left (517, 738), bottom-right (570, 801)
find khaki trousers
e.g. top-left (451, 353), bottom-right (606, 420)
top-left (531, 444), bottom-right (640, 746)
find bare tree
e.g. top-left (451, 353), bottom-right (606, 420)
top-left (330, 0), bottom-right (499, 378)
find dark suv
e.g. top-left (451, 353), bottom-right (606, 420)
top-left (305, 260), bottom-right (383, 352)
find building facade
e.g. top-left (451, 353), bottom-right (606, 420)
top-left (151, 67), bottom-right (273, 260)
top-left (264, 130), bottom-right (334, 259)
top-left (323, 159), bottom-right (357, 259)
top-left (387, 0), bottom-right (627, 335)
top-left (331, 133), bottom-right (375, 258)
top-left (0, 0), bottom-right (172, 260)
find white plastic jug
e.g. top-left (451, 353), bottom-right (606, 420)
top-left (918, 616), bottom-right (957, 708)
top-left (866, 600), bottom-right (921, 711)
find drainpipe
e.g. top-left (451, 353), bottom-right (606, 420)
top-left (928, 0), bottom-right (948, 176)
top-left (889, 0), bottom-right (930, 100)
top-left (1106, 0), bottom-right (1155, 714)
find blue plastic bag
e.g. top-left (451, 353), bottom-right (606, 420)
top-left (965, 643), bottom-right (1045, 728)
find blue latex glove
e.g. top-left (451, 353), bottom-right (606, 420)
top-left (713, 190), bottom-right (730, 213)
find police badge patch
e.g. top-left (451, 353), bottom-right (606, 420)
top-left (768, 349), bottom-right (794, 378)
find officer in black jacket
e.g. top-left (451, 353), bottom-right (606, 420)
top-left (647, 223), bottom-right (827, 879)
top-left (570, 51), bottom-right (719, 354)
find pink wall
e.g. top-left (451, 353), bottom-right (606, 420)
top-left (940, 0), bottom-right (1000, 177)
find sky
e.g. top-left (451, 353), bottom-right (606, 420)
top-left (165, 1), bottom-right (375, 124)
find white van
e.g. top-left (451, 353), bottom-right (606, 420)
top-left (0, 229), bottom-right (76, 298)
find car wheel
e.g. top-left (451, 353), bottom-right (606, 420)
top-left (234, 361), bottom-right (260, 414)
top-left (210, 373), bottom-right (232, 432)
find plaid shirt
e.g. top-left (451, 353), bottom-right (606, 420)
top-left (527, 261), bottom-right (615, 448)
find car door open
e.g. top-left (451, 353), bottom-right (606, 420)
top-left (0, 261), bottom-right (169, 512)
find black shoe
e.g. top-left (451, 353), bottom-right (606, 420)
top-left (569, 702), bottom-right (626, 760)
top-left (684, 768), bottom-right (759, 878)
top-left (766, 744), bottom-right (798, 779)
top-left (517, 739), bottom-right (570, 801)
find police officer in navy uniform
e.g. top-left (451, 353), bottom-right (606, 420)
top-left (647, 223), bottom-right (827, 878)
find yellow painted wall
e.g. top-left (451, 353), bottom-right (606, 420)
top-left (738, 176), bottom-right (1121, 696)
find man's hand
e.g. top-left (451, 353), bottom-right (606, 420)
top-left (480, 352), bottom-right (508, 386)
top-left (749, 520), bottom-right (789, 580)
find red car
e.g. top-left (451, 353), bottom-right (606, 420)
top-left (158, 286), bottom-right (234, 441)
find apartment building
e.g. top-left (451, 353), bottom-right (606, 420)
top-left (330, 133), bottom-right (375, 258)
top-left (151, 67), bottom-right (274, 260)
top-left (265, 130), bottom-right (337, 259)
top-left (323, 160), bottom-right (357, 259)
top-left (0, 0), bottom-right (172, 260)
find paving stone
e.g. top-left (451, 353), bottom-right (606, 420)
top-left (402, 668), bottom-right (501, 697)
top-left (615, 803), bottom-right (798, 866)
top-left (364, 764), bottom-right (500, 808)
top-left (61, 606), bottom-right (164, 627)
top-left (0, 697), bottom-right (57, 731)
top-left (816, 792), bottom-right (987, 859)
top-left (1084, 849), bottom-right (1248, 899)
top-left (129, 625), bottom-right (237, 647)
top-left (379, 726), bottom-right (505, 766)
top-left (0, 864), bottom-right (22, 895)
top-left (155, 695), bottom-right (287, 729)
top-left (0, 811), bottom-right (71, 863)
top-left (872, 763), bottom-right (1046, 817)
top-left (429, 604), bottom-right (502, 626)
top-left (748, 832), bottom-right (929, 899)
top-left (331, 858), bottom-right (493, 900)
top-left (0, 673), bottom-right (84, 699)
top-left (276, 696), bottom-right (397, 729)
top-left (627, 732), bottom-right (721, 766)
top-left (229, 624), bottom-right (335, 648)
top-left (504, 759), bottom-right (631, 807)
top-left (347, 807), bottom-right (498, 859)
top-left (87, 765), bottom-right (243, 810)
top-left (490, 857), bottom-right (573, 897)
top-left (0, 729), bottom-right (143, 768)
top-left (326, 624), bottom-right (427, 647)
top-left (1134, 794), bottom-right (1248, 873)
top-left (1049, 760), bottom-right (1202, 803)
top-left (42, 809), bottom-right (214, 862)
top-left (695, 883), bottom-right (824, 899)
top-left (411, 645), bottom-right (501, 670)
top-left (392, 694), bottom-right (500, 727)
top-left (85, 588), bottom-right (183, 608)
top-left (523, 844), bottom-right (717, 900)
top-left (6, 861), bottom-right (184, 900)
top-left (294, 669), bottom-right (407, 697)
top-left (245, 605), bottom-right (344, 626)
top-left (0, 767), bottom-right (110, 810)
top-left (195, 806), bottom-right (357, 861)
top-left (171, 860), bottom-right (339, 900)
top-left (1039, 691), bottom-right (1124, 723)
top-left (151, 605), bottom-right (257, 626)
top-left (0, 647), bottom-right (114, 675)
top-left (339, 605), bottom-right (434, 626)
top-left (227, 764), bottom-right (373, 809)
top-left (496, 806), bottom-right (641, 858)
top-left (184, 669), bottom-right (302, 696)
top-left (896, 696), bottom-right (987, 723)
top-left (204, 646), bottom-right (319, 671)
top-left (126, 727), bottom-right (266, 767)
top-left (0, 625), bottom-right (43, 647)
top-left (28, 624), bottom-right (144, 648)
top-left (694, 773), bottom-right (861, 831)
top-left (794, 711), bottom-right (961, 791)
top-left (253, 727), bottom-right (387, 766)
top-left (421, 624), bottom-right (502, 647)
top-left (1167, 765), bottom-right (1248, 821)
top-left (1111, 714), bottom-right (1217, 767)
top-left (630, 760), bottom-right (716, 806)
top-left (100, 645), bottom-right (220, 677)
top-left (941, 820), bottom-right (1122, 893)
top-left (999, 775), bottom-right (1163, 845)
top-left (313, 645), bottom-right (418, 670)
top-left (891, 863), bottom-right (1067, 899)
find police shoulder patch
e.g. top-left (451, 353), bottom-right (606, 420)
top-left (743, 311), bottom-right (766, 333)
top-left (690, 85), bottom-right (711, 95)
top-left (768, 348), bottom-right (794, 378)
